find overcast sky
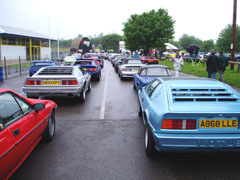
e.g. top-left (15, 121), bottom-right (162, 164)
top-left (1, 0), bottom-right (239, 41)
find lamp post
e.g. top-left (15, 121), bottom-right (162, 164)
top-left (230, 0), bottom-right (237, 70)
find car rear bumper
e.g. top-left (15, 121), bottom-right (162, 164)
top-left (120, 72), bottom-right (137, 78)
top-left (23, 86), bottom-right (82, 97)
top-left (153, 133), bottom-right (240, 152)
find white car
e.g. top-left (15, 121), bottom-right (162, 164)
top-left (119, 58), bottom-right (144, 80)
top-left (22, 66), bottom-right (91, 102)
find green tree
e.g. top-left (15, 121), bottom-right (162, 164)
top-left (200, 40), bottom-right (215, 53)
top-left (179, 34), bottom-right (202, 50)
top-left (90, 33), bottom-right (104, 47)
top-left (59, 38), bottom-right (72, 49)
top-left (216, 24), bottom-right (240, 53)
top-left (123, 9), bottom-right (175, 52)
top-left (100, 34), bottom-right (123, 52)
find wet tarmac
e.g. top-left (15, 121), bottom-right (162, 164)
top-left (2, 60), bottom-right (240, 180)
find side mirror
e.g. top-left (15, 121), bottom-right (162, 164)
top-left (0, 116), bottom-right (5, 131)
top-left (33, 103), bottom-right (45, 112)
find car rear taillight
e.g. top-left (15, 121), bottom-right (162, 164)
top-left (89, 68), bottom-right (97, 72)
top-left (36, 80), bottom-right (41, 85)
top-left (161, 119), bottom-right (196, 129)
top-left (121, 68), bottom-right (127, 71)
top-left (62, 80), bottom-right (78, 85)
top-left (26, 80), bottom-right (35, 85)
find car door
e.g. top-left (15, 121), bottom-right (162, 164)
top-left (0, 92), bottom-right (44, 177)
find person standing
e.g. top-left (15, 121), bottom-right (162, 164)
top-left (218, 51), bottom-right (229, 82)
top-left (206, 50), bottom-right (218, 79)
top-left (170, 51), bottom-right (184, 77)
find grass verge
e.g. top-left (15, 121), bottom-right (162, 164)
top-left (158, 59), bottom-right (240, 88)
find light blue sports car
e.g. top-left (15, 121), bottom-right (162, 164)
top-left (138, 77), bottom-right (240, 156)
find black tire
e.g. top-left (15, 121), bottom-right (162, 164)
top-left (138, 105), bottom-right (142, 118)
top-left (43, 109), bottom-right (55, 142)
top-left (79, 86), bottom-right (86, 103)
top-left (120, 76), bottom-right (124, 81)
top-left (133, 82), bottom-right (136, 90)
top-left (96, 73), bottom-right (101, 81)
top-left (88, 81), bottom-right (91, 92)
top-left (144, 124), bottom-right (156, 157)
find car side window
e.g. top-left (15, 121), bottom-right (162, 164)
top-left (15, 96), bottom-right (32, 115)
top-left (0, 93), bottom-right (31, 126)
top-left (77, 68), bottom-right (84, 76)
top-left (140, 69), bottom-right (147, 76)
top-left (145, 79), bottom-right (161, 97)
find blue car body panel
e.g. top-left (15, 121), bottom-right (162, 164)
top-left (29, 60), bottom-right (56, 76)
top-left (138, 77), bottom-right (240, 152)
top-left (133, 65), bottom-right (171, 90)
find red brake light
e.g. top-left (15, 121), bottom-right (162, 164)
top-left (68, 80), bottom-right (78, 85)
top-left (62, 80), bottom-right (67, 85)
top-left (26, 80), bottom-right (35, 85)
top-left (122, 68), bottom-right (127, 71)
top-left (36, 80), bottom-right (41, 85)
top-left (161, 119), bottom-right (196, 129)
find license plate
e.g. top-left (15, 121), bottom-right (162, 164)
top-left (199, 120), bottom-right (238, 128)
top-left (148, 60), bottom-right (153, 62)
top-left (42, 80), bottom-right (61, 85)
top-left (131, 68), bottom-right (138, 72)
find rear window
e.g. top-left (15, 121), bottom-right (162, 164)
top-left (144, 56), bottom-right (154, 59)
top-left (38, 67), bottom-right (73, 75)
top-left (33, 62), bottom-right (52, 66)
top-left (74, 61), bottom-right (94, 65)
top-left (140, 68), bottom-right (171, 76)
top-left (127, 60), bottom-right (142, 64)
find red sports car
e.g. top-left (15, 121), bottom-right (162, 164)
top-left (141, 56), bottom-right (158, 64)
top-left (0, 88), bottom-right (57, 179)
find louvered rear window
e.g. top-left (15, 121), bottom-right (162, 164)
top-left (172, 88), bottom-right (238, 102)
top-left (38, 67), bottom-right (73, 75)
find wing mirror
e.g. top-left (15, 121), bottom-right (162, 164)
top-left (33, 103), bottom-right (45, 112)
top-left (0, 116), bottom-right (5, 131)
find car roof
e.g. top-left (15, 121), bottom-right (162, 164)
top-left (0, 88), bottom-right (11, 93)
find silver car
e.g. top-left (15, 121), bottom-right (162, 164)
top-left (22, 66), bottom-right (91, 102)
top-left (119, 58), bottom-right (144, 80)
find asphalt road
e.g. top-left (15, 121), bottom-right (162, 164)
top-left (2, 60), bottom-right (240, 180)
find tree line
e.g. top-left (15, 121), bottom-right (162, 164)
top-left (59, 8), bottom-right (240, 54)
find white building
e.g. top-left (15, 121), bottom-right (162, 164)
top-left (0, 25), bottom-right (56, 64)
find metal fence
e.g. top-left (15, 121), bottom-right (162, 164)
top-left (0, 56), bottom-right (31, 81)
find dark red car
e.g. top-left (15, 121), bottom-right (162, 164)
top-left (0, 88), bottom-right (57, 179)
top-left (141, 56), bottom-right (158, 64)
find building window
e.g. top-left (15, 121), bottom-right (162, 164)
top-left (22, 38), bottom-right (26, 46)
top-left (2, 37), bottom-right (7, 45)
top-left (32, 39), bottom-right (40, 46)
top-left (8, 37), bottom-right (16, 45)
top-left (17, 38), bottom-right (21, 45)
top-left (41, 40), bottom-right (49, 47)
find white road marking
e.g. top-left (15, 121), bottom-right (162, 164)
top-left (100, 65), bottom-right (109, 119)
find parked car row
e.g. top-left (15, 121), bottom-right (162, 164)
top-left (0, 54), bottom-right (107, 179)
top-left (110, 54), bottom-right (240, 157)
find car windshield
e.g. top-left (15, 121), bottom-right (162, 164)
top-left (140, 67), bottom-right (171, 76)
